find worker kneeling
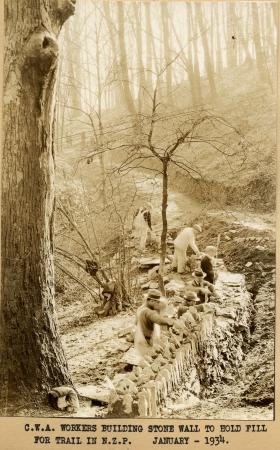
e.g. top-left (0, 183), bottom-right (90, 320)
top-left (134, 289), bottom-right (174, 358)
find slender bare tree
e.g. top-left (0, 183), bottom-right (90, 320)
top-left (195, 3), bottom-right (217, 99)
top-left (252, 3), bottom-right (269, 83)
top-left (161, 2), bottom-right (173, 103)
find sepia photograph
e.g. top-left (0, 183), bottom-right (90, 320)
top-left (1, 0), bottom-right (277, 423)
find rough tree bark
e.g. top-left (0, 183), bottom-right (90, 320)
top-left (1, 0), bottom-right (76, 408)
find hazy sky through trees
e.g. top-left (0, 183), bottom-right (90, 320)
top-left (58, 1), bottom-right (277, 114)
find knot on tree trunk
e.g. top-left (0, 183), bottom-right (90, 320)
top-left (22, 31), bottom-right (58, 81)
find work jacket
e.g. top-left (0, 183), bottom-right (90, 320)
top-left (174, 227), bottom-right (199, 253)
top-left (137, 307), bottom-right (171, 339)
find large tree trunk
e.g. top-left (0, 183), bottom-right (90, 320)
top-left (1, 0), bottom-right (75, 408)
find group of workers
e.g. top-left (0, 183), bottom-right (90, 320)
top-left (133, 207), bottom-right (218, 359)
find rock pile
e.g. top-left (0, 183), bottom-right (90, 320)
top-left (107, 271), bottom-right (251, 417)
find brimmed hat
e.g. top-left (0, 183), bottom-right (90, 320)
top-left (205, 245), bottom-right (216, 255)
top-left (147, 289), bottom-right (161, 301)
top-left (184, 291), bottom-right (199, 303)
top-left (192, 269), bottom-right (206, 278)
top-left (193, 224), bottom-right (202, 233)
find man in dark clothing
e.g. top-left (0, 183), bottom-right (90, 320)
top-left (200, 245), bottom-right (217, 284)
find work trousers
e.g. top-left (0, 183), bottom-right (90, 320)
top-left (134, 225), bottom-right (149, 250)
top-left (172, 246), bottom-right (187, 273)
top-left (135, 224), bottom-right (155, 250)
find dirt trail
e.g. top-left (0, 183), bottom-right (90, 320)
top-left (61, 313), bottom-right (134, 386)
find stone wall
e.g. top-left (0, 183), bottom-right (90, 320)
top-left (107, 272), bottom-right (251, 417)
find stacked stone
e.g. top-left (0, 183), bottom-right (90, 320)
top-left (107, 272), bottom-right (251, 417)
top-left (107, 335), bottom-right (200, 417)
top-left (198, 274), bottom-right (251, 387)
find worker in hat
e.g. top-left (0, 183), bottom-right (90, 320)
top-left (177, 291), bottom-right (200, 319)
top-left (134, 289), bottom-right (174, 357)
top-left (200, 245), bottom-right (217, 284)
top-left (171, 224), bottom-right (202, 273)
top-left (186, 269), bottom-right (215, 303)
